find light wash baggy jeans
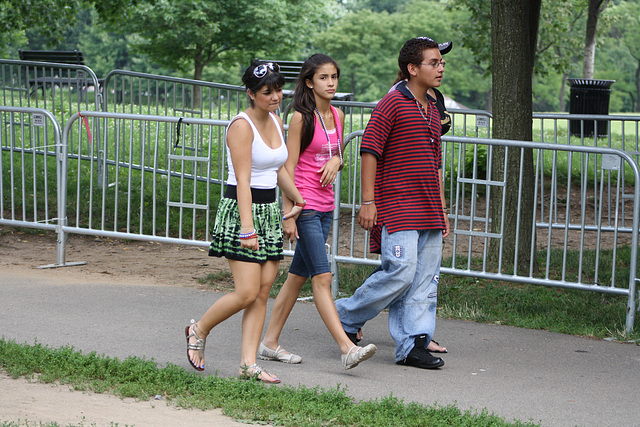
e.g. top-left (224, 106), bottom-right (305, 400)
top-left (335, 227), bottom-right (442, 362)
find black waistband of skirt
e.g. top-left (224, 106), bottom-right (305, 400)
top-left (224, 185), bottom-right (277, 204)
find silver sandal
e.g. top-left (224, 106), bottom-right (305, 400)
top-left (240, 363), bottom-right (281, 384)
top-left (185, 319), bottom-right (206, 371)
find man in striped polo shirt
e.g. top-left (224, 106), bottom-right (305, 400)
top-left (335, 37), bottom-right (450, 369)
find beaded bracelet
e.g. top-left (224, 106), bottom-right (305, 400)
top-left (361, 200), bottom-right (375, 205)
top-left (239, 229), bottom-right (257, 240)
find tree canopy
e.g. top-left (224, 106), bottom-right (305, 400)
top-left (117, 0), bottom-right (338, 82)
top-left (6, 0), bottom-right (639, 112)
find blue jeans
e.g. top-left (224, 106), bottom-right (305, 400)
top-left (288, 210), bottom-right (332, 278)
top-left (335, 227), bottom-right (442, 361)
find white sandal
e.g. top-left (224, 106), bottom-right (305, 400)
top-left (342, 344), bottom-right (377, 370)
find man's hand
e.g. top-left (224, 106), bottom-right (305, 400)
top-left (442, 214), bottom-right (450, 239)
top-left (358, 203), bottom-right (377, 231)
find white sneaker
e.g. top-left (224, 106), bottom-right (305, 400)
top-left (258, 342), bottom-right (302, 364)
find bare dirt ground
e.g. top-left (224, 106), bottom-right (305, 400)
top-left (0, 229), bottom-right (246, 427)
top-left (0, 372), bottom-right (242, 427)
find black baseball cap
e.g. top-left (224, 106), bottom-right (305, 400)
top-left (438, 41), bottom-right (453, 55)
top-left (416, 36), bottom-right (453, 55)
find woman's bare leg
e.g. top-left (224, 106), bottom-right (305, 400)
top-left (187, 259), bottom-right (262, 369)
top-left (238, 259), bottom-right (280, 382)
top-left (261, 272), bottom-right (306, 352)
top-left (311, 272), bottom-right (355, 354)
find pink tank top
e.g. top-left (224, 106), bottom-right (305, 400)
top-left (294, 106), bottom-right (342, 212)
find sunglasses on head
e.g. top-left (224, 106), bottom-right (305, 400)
top-left (253, 62), bottom-right (280, 78)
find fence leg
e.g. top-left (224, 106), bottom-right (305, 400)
top-left (330, 172), bottom-right (342, 298)
top-left (625, 280), bottom-right (639, 335)
top-left (37, 218), bottom-right (87, 269)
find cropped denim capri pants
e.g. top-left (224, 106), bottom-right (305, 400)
top-left (288, 209), bottom-right (333, 278)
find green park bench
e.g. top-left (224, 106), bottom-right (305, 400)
top-left (18, 49), bottom-right (85, 65)
top-left (18, 49), bottom-right (100, 100)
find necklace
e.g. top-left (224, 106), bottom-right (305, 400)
top-left (407, 88), bottom-right (435, 144)
top-left (315, 107), bottom-right (343, 164)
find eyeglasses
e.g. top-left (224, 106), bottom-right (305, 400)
top-left (253, 62), bottom-right (280, 78)
top-left (419, 60), bottom-right (446, 69)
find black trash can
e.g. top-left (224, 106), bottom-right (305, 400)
top-left (568, 78), bottom-right (615, 137)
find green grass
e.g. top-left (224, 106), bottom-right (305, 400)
top-left (0, 339), bottom-right (535, 427)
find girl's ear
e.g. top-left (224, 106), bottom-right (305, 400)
top-left (305, 78), bottom-right (314, 89)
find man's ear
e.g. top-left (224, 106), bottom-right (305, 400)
top-left (407, 64), bottom-right (419, 79)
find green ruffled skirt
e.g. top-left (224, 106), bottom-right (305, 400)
top-left (208, 197), bottom-right (283, 263)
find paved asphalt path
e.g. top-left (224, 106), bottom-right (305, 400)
top-left (1, 271), bottom-right (639, 427)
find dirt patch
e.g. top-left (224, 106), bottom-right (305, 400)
top-left (0, 372), bottom-right (245, 427)
top-left (0, 229), bottom-right (226, 287)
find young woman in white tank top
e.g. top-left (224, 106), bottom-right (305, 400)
top-left (185, 61), bottom-right (305, 383)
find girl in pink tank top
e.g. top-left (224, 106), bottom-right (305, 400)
top-left (258, 54), bottom-right (377, 370)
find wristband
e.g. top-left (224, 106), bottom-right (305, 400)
top-left (239, 229), bottom-right (257, 240)
top-left (361, 200), bottom-right (375, 206)
top-left (294, 200), bottom-right (306, 208)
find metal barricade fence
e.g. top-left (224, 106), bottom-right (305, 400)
top-left (0, 106), bottom-right (76, 267)
top-left (330, 131), bottom-right (639, 333)
top-left (0, 59), bottom-right (101, 123)
top-left (3, 60), bottom-right (640, 331)
top-left (60, 111), bottom-right (232, 252)
top-left (2, 105), bottom-right (639, 331)
top-left (533, 113), bottom-right (640, 231)
top-left (102, 70), bottom-right (248, 120)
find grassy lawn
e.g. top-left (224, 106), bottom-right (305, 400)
top-left (0, 339), bottom-right (536, 427)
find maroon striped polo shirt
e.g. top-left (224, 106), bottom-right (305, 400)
top-left (361, 82), bottom-right (445, 253)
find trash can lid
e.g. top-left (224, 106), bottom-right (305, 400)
top-left (567, 78), bottom-right (615, 88)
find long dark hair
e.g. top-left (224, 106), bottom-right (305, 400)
top-left (291, 54), bottom-right (341, 154)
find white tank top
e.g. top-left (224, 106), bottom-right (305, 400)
top-left (225, 111), bottom-right (288, 189)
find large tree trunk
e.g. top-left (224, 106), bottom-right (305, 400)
top-left (583, 0), bottom-right (610, 79)
top-left (488, 0), bottom-right (541, 274)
